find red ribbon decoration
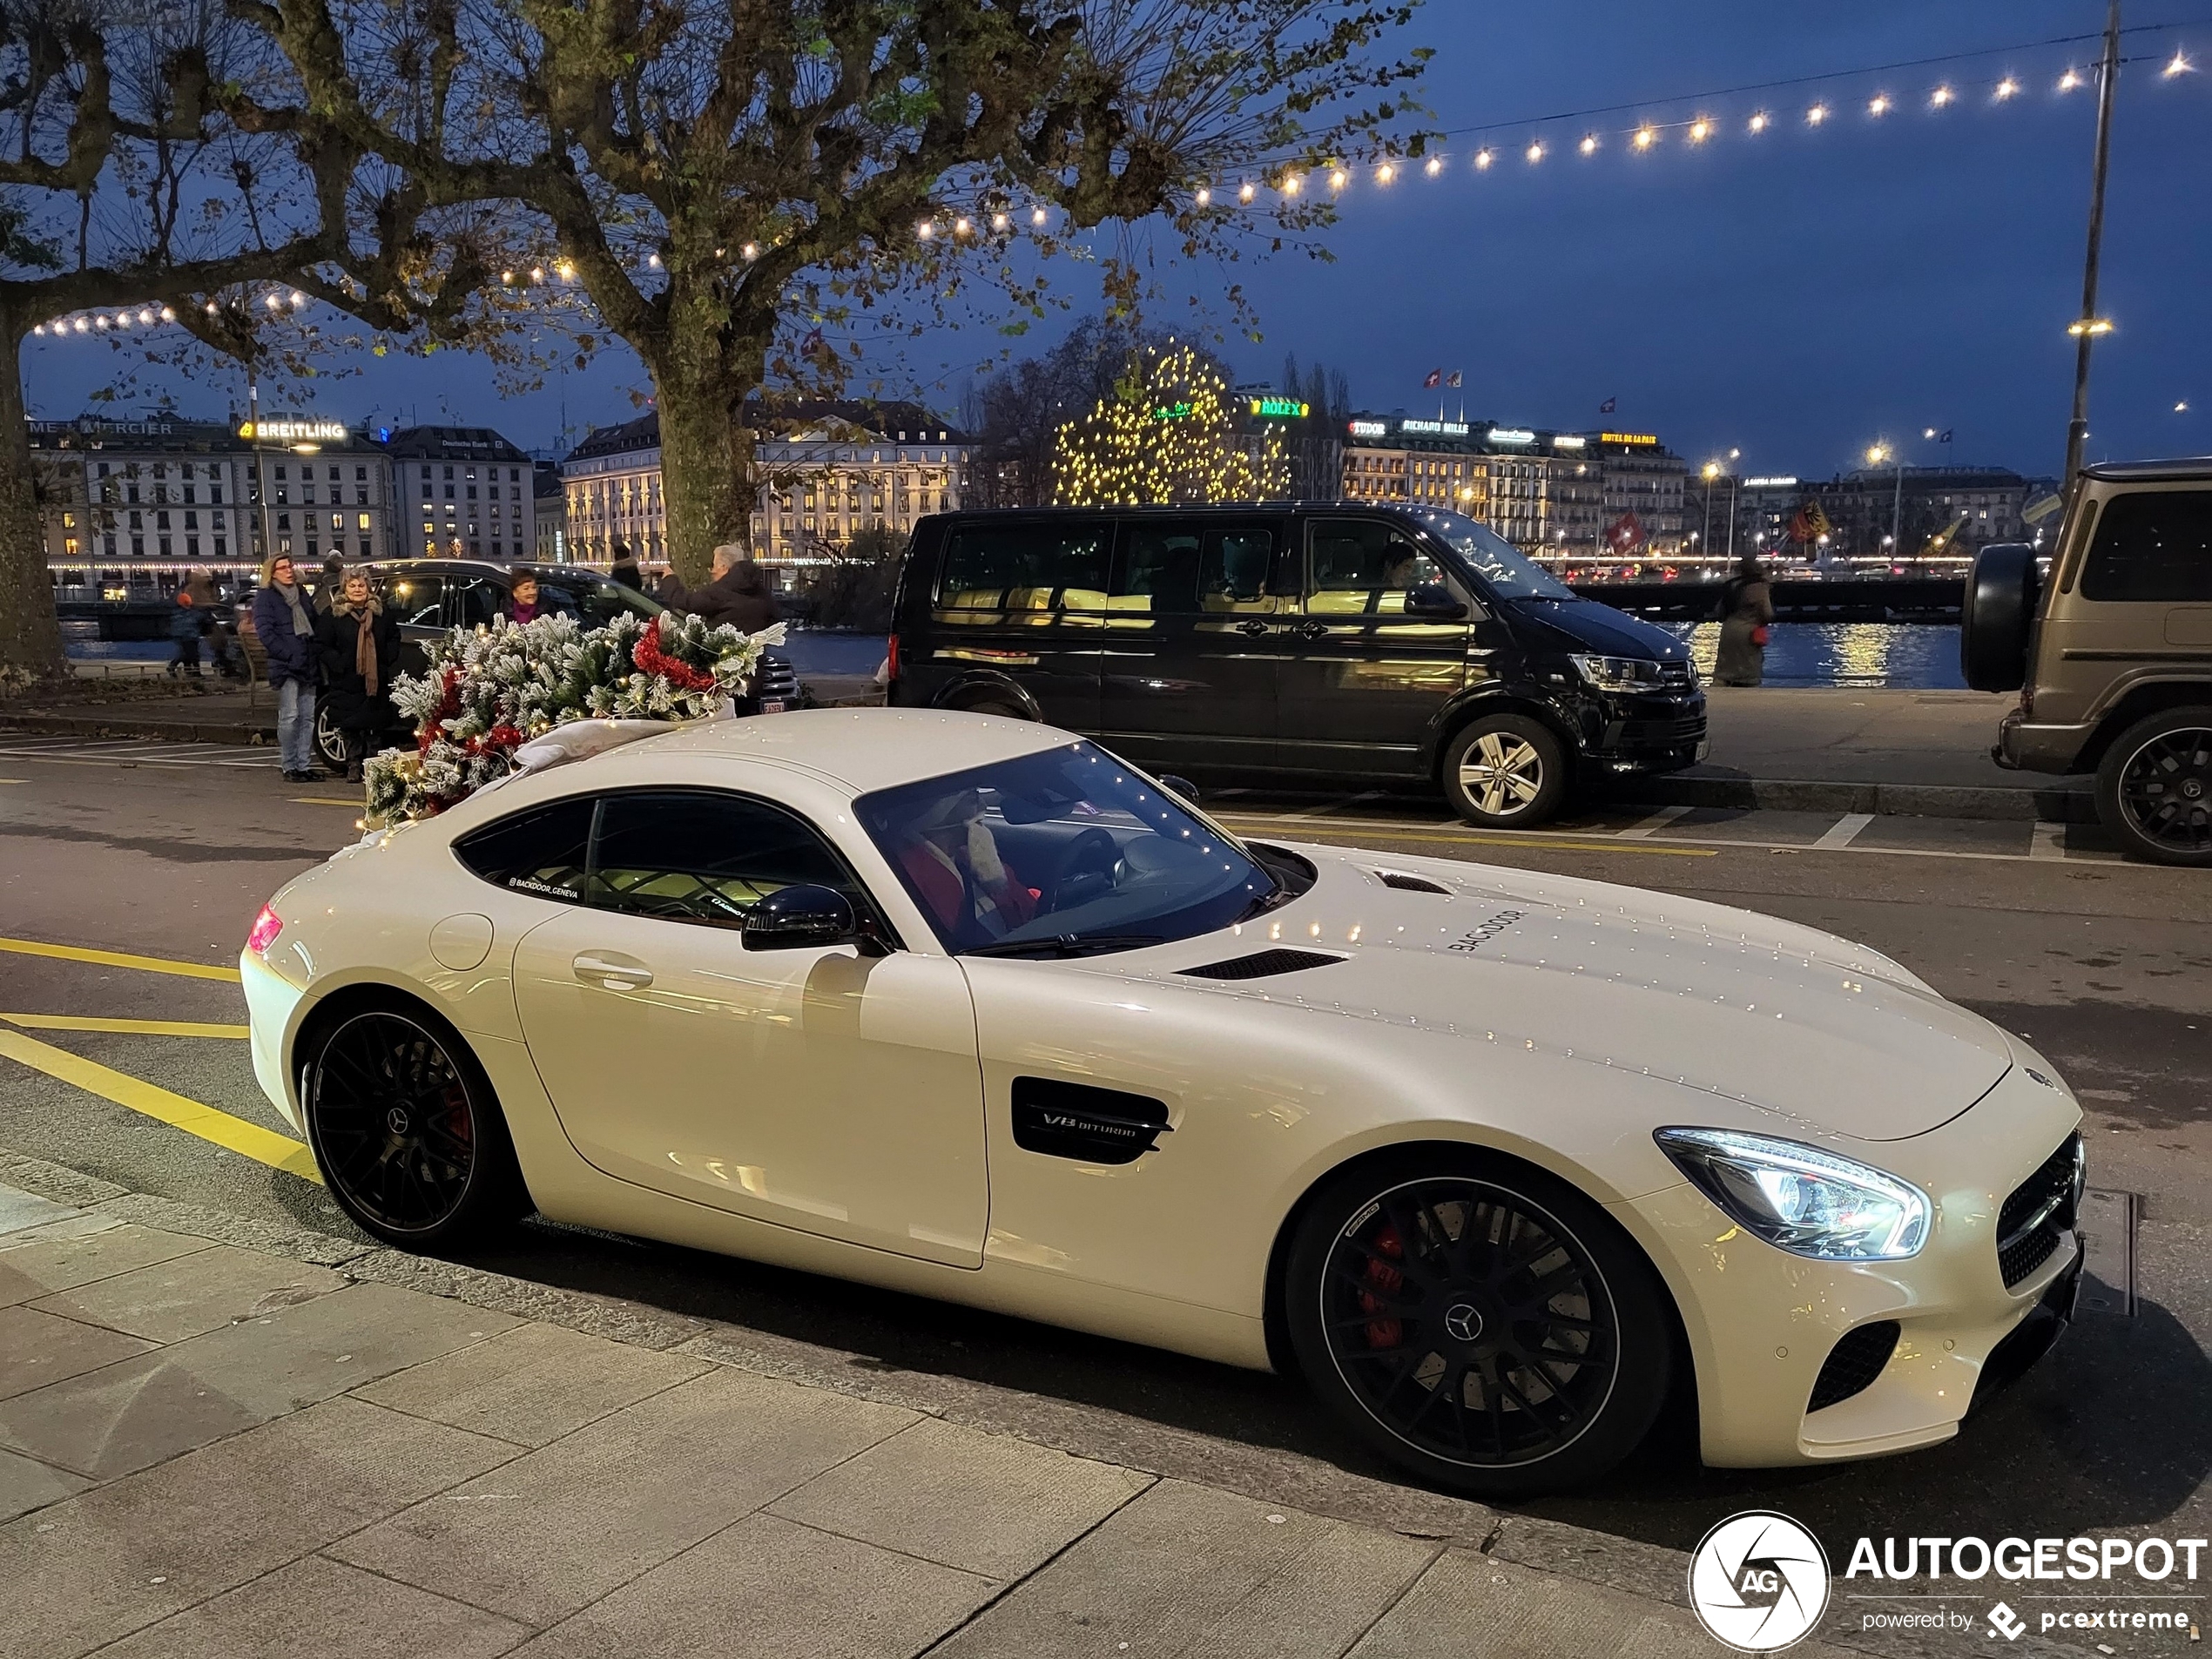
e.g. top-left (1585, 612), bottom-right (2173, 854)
top-left (631, 617), bottom-right (719, 691)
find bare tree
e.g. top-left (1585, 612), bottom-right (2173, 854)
top-left (231, 0), bottom-right (1430, 583)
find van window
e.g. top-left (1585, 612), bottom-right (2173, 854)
top-left (2081, 492), bottom-right (2212, 603)
top-left (1110, 524), bottom-right (1278, 615)
top-left (938, 524), bottom-right (1109, 612)
top-left (1306, 518), bottom-right (1446, 616)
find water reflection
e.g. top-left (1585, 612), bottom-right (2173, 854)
top-left (1668, 623), bottom-right (1964, 691)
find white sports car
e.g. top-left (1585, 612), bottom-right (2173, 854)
top-left (242, 710), bottom-right (2085, 1495)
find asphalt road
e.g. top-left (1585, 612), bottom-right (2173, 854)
top-left (1, 731), bottom-right (2207, 1581)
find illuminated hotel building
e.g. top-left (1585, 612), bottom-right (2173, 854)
top-left (1336, 415), bottom-right (1617, 559)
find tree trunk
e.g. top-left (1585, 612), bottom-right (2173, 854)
top-left (654, 373), bottom-right (759, 589)
top-left (0, 327), bottom-right (64, 679)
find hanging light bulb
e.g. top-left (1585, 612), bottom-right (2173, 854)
top-left (1328, 167), bottom-right (1347, 190)
top-left (1525, 139), bottom-right (1544, 163)
top-left (1374, 163), bottom-right (1394, 184)
top-left (1995, 76), bottom-right (2020, 100)
top-left (264, 292), bottom-right (283, 310)
top-left (1280, 172), bottom-right (1300, 195)
top-left (2165, 49), bottom-right (2193, 78)
top-left (741, 242), bottom-right (759, 260)
top-left (1748, 110), bottom-right (1770, 132)
top-left (1807, 102), bottom-right (1830, 125)
top-left (2059, 68), bottom-right (2082, 91)
top-left (1930, 84), bottom-right (1954, 107)
top-left (1579, 133), bottom-right (1598, 156)
top-left (1237, 181), bottom-right (1255, 203)
top-left (953, 216), bottom-right (971, 235)
top-left (1867, 93), bottom-right (1891, 116)
top-left (73, 316), bottom-right (89, 332)
top-left (529, 266), bottom-right (546, 281)
top-left (289, 289), bottom-right (306, 307)
top-left (993, 209), bottom-right (1012, 228)
top-left (159, 305), bottom-right (174, 320)
top-left (137, 307), bottom-right (152, 324)
top-left (646, 253), bottom-right (662, 268)
top-left (94, 314), bottom-right (110, 328)
top-left (1474, 148), bottom-right (1494, 170)
top-left (203, 300), bottom-right (219, 314)
top-left (1632, 125), bottom-right (1656, 151)
top-left (31, 323), bottom-right (44, 336)
top-left (1688, 117), bottom-right (1711, 143)
top-left (1032, 205), bottom-right (1049, 224)
top-left (1424, 155), bottom-right (1442, 176)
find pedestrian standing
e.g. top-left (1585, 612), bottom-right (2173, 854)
top-left (167, 587), bottom-right (204, 678)
top-left (317, 569), bottom-right (400, 783)
top-left (251, 554), bottom-right (323, 781)
top-left (311, 553), bottom-right (346, 615)
top-left (652, 566), bottom-right (689, 610)
top-left (608, 543), bottom-right (644, 592)
top-left (685, 543), bottom-right (782, 633)
top-left (1713, 555), bottom-right (1776, 687)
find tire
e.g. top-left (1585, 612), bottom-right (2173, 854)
top-left (1440, 715), bottom-right (1568, 828)
top-left (1960, 543), bottom-right (2040, 693)
top-left (2095, 707), bottom-right (2212, 867)
top-left (300, 998), bottom-right (529, 1248)
top-left (1284, 1149), bottom-right (1674, 1498)
top-left (313, 704), bottom-right (349, 772)
top-left (958, 696), bottom-right (1031, 720)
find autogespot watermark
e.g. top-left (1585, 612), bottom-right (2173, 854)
top-left (1689, 1515), bottom-right (2209, 1651)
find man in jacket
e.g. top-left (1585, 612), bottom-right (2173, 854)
top-left (251, 554), bottom-right (323, 781)
top-left (684, 543), bottom-right (781, 634)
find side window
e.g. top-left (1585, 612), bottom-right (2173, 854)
top-left (384, 573), bottom-right (445, 630)
top-left (587, 792), bottom-right (863, 930)
top-left (1305, 519), bottom-right (1444, 616)
top-left (2080, 492), bottom-right (2212, 603)
top-left (453, 798), bottom-right (596, 903)
top-left (936, 524), bottom-right (1109, 614)
top-left (1109, 523), bottom-right (1205, 615)
top-left (455, 577), bottom-right (505, 626)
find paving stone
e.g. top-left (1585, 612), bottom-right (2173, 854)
top-left (0, 1184), bottom-right (78, 1238)
top-left (0, 1305), bottom-right (156, 1402)
top-left (91, 1553), bottom-right (530, 1659)
top-left (1345, 1547), bottom-right (1798, 1659)
top-left (0, 1224), bottom-right (210, 1310)
top-left (331, 1366), bottom-right (917, 1626)
top-left (931, 1480), bottom-right (1438, 1659)
top-left (0, 1281), bottom-right (518, 1480)
top-left (25, 1244), bottom-right (344, 1342)
top-left (0, 1447), bottom-right (89, 1526)
top-left (513, 1512), bottom-right (994, 1659)
top-left (768, 1417), bottom-right (1152, 1581)
top-left (0, 1395), bottom-right (517, 1659)
top-left (352, 1319), bottom-right (711, 1447)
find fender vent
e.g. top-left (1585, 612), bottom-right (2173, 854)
top-left (1010, 1077), bottom-right (1171, 1165)
top-left (1808, 1320), bottom-right (1900, 1412)
top-left (1377, 871), bottom-right (1451, 894)
top-left (1179, 948), bottom-right (1345, 981)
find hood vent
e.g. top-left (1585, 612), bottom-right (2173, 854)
top-left (1377, 870), bottom-right (1451, 895)
top-left (1180, 948), bottom-right (1345, 981)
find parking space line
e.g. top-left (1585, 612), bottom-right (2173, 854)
top-left (0, 936), bottom-right (242, 983)
top-left (1812, 813), bottom-right (1877, 850)
top-left (1617, 805), bottom-right (1693, 839)
top-left (0, 1028), bottom-right (319, 1183)
top-left (1223, 817), bottom-right (1716, 857)
top-left (290, 797), bottom-right (361, 807)
top-left (1270, 790), bottom-right (1386, 825)
top-left (2029, 821), bottom-right (2069, 861)
top-left (0, 1013), bottom-right (250, 1039)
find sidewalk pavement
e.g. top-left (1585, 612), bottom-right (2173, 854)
top-left (0, 1158), bottom-right (1844, 1659)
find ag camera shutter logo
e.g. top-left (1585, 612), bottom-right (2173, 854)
top-left (1689, 1511), bottom-right (1831, 1651)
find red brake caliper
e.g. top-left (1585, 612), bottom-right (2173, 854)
top-left (1362, 1224), bottom-right (1406, 1350)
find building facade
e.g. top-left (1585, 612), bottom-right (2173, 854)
top-left (561, 404), bottom-right (972, 587)
top-left (532, 460), bottom-right (567, 563)
top-left (1592, 431), bottom-right (1689, 563)
top-left (1728, 465), bottom-right (2051, 568)
top-left (379, 426), bottom-right (538, 563)
top-left (1335, 415), bottom-right (1618, 562)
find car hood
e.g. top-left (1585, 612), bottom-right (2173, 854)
top-left (1507, 596), bottom-right (1690, 661)
top-left (1089, 846), bottom-right (2009, 1143)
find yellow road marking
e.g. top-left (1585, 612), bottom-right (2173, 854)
top-left (0, 936), bottom-right (241, 983)
top-left (1222, 819), bottom-right (1716, 858)
top-left (0, 1013), bottom-right (249, 1039)
top-left (290, 797), bottom-right (360, 807)
top-left (0, 1028), bottom-right (319, 1184)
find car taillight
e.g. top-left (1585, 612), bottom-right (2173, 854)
top-left (884, 634), bottom-right (900, 684)
top-left (246, 904), bottom-right (283, 956)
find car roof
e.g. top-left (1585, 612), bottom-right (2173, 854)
top-left (610, 707), bottom-right (1076, 795)
top-left (2080, 456), bottom-right (2212, 482)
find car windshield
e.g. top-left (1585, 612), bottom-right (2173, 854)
top-left (854, 742), bottom-right (1279, 955)
top-left (1406, 509), bottom-right (1576, 600)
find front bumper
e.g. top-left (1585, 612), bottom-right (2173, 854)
top-left (1611, 1056), bottom-right (2083, 1467)
top-left (1578, 689), bottom-right (1708, 773)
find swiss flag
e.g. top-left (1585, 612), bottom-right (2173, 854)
top-left (1606, 511), bottom-right (1644, 553)
top-left (1423, 368), bottom-right (1442, 388)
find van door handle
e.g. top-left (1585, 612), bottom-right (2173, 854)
top-left (1237, 618), bottom-right (1270, 637)
top-left (572, 952), bottom-right (653, 990)
top-left (1289, 620), bottom-right (1327, 640)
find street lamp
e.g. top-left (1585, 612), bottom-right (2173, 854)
top-left (1701, 461), bottom-right (1721, 566)
top-left (1868, 442), bottom-right (1905, 560)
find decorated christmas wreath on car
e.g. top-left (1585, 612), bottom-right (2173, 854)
top-left (362, 609), bottom-right (776, 826)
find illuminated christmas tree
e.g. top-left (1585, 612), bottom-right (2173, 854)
top-left (1050, 342), bottom-right (1289, 505)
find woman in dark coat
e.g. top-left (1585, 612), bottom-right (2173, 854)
top-left (318, 569), bottom-right (401, 781)
top-left (1713, 556), bottom-right (1776, 686)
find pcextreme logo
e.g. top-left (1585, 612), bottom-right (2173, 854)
top-left (1688, 1511), bottom-right (1832, 1652)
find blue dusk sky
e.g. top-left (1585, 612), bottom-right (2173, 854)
top-left (18, 0), bottom-right (2212, 480)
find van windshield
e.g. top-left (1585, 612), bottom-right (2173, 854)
top-left (1406, 509), bottom-right (1576, 601)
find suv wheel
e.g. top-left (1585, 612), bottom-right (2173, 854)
top-left (1441, 716), bottom-right (1568, 828)
top-left (2098, 707), bottom-right (2212, 866)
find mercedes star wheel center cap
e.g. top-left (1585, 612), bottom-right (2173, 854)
top-left (386, 1107), bottom-right (412, 1136)
top-left (1444, 1302), bottom-right (1485, 1343)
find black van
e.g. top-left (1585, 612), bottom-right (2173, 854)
top-left (887, 504), bottom-right (1704, 826)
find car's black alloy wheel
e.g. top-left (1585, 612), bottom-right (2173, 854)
top-left (1286, 1153), bottom-right (1672, 1496)
top-left (2099, 708), bottom-right (2212, 867)
top-left (304, 1005), bottom-right (524, 1246)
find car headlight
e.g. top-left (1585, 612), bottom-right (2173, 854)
top-left (1569, 653), bottom-right (1665, 692)
top-left (1655, 1127), bottom-right (1931, 1260)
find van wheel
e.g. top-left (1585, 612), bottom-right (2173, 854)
top-left (314, 705), bottom-right (349, 772)
top-left (2097, 708), bottom-right (2212, 866)
top-left (959, 697), bottom-right (1030, 720)
top-left (1442, 717), bottom-right (1568, 828)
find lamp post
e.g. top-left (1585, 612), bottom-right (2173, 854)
top-left (1701, 462), bottom-right (1720, 567)
top-left (1867, 444), bottom-right (1904, 562)
top-left (2064, 0), bottom-right (2124, 495)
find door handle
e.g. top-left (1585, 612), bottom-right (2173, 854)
top-left (1290, 619), bottom-right (1327, 640)
top-left (572, 951), bottom-right (653, 990)
top-left (1236, 617), bottom-right (1270, 637)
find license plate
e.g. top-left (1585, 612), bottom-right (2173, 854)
top-left (759, 699), bottom-right (786, 714)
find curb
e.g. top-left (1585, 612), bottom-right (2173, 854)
top-left (0, 711), bottom-right (274, 745)
top-left (1612, 772), bottom-right (2097, 824)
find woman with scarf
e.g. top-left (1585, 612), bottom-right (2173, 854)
top-left (317, 569), bottom-right (401, 782)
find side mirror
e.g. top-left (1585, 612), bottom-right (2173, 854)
top-left (742, 884), bottom-right (858, 951)
top-left (1406, 583), bottom-right (1469, 620)
top-left (1158, 773), bottom-right (1200, 804)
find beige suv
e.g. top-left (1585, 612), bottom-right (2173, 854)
top-left (1963, 459), bottom-right (2212, 865)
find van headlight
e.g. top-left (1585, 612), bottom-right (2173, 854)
top-left (1569, 653), bottom-right (1664, 691)
top-left (1655, 1128), bottom-right (1931, 1260)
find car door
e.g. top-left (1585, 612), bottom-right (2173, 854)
top-left (379, 568), bottom-right (446, 678)
top-left (1272, 516), bottom-right (1474, 777)
top-left (1096, 517), bottom-right (1289, 771)
top-left (928, 519), bottom-right (1109, 730)
top-left (507, 786), bottom-right (989, 1267)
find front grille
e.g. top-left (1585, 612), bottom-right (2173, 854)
top-left (1657, 660), bottom-right (1695, 688)
top-left (1996, 1133), bottom-right (2083, 1290)
top-left (1179, 948), bottom-right (1345, 981)
top-left (1618, 714), bottom-right (1708, 746)
top-left (1808, 1320), bottom-right (1900, 1412)
top-left (754, 650), bottom-right (799, 702)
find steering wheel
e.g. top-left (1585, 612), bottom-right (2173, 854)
top-left (1044, 826), bottom-right (1122, 911)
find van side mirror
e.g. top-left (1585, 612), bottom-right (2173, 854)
top-left (1159, 774), bottom-right (1200, 804)
top-left (1406, 583), bottom-right (1468, 620)
top-left (743, 884), bottom-right (858, 950)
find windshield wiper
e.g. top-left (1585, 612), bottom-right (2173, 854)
top-left (963, 933), bottom-right (1167, 959)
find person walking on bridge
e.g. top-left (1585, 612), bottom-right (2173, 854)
top-left (252, 554), bottom-right (322, 782)
top-left (1713, 555), bottom-right (1775, 687)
